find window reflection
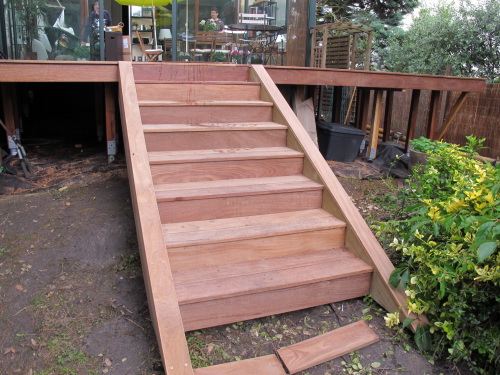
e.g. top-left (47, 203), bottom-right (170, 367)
top-left (4, 0), bottom-right (83, 60)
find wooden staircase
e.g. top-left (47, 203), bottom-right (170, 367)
top-left (118, 62), bottom-right (417, 374)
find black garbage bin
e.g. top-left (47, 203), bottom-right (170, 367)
top-left (317, 121), bottom-right (365, 162)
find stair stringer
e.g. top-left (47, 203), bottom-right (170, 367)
top-left (249, 64), bottom-right (427, 331)
top-left (118, 61), bottom-right (194, 375)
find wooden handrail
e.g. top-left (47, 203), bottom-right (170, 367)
top-left (117, 61), bottom-right (193, 374)
top-left (249, 64), bottom-right (427, 332)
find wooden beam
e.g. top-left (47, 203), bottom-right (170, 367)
top-left (366, 89), bottom-right (383, 160)
top-left (435, 92), bottom-right (469, 140)
top-left (404, 89), bottom-right (421, 152)
top-left (286, 0), bottom-right (309, 67)
top-left (383, 90), bottom-right (394, 142)
top-left (265, 66), bottom-right (486, 92)
top-left (0, 62), bottom-right (487, 95)
top-left (117, 61), bottom-right (193, 375)
top-left (426, 90), bottom-right (442, 140)
top-left (0, 61), bottom-right (119, 82)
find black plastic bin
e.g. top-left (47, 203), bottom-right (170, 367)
top-left (317, 121), bottom-right (365, 162)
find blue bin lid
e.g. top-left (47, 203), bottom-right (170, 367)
top-left (317, 121), bottom-right (366, 136)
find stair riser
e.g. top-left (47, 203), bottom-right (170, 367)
top-left (136, 83), bottom-right (261, 102)
top-left (167, 228), bottom-right (345, 271)
top-left (133, 63), bottom-right (251, 82)
top-left (179, 273), bottom-right (372, 331)
top-left (145, 129), bottom-right (286, 152)
top-left (140, 106), bottom-right (273, 124)
top-left (151, 158), bottom-right (304, 184)
top-left (158, 190), bottom-right (323, 223)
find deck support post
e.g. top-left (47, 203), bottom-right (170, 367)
top-left (383, 90), bottom-right (394, 142)
top-left (426, 90), bottom-right (442, 140)
top-left (95, 83), bottom-right (104, 142)
top-left (333, 86), bottom-right (342, 123)
top-left (105, 83), bottom-right (117, 163)
top-left (404, 89), bottom-right (421, 152)
top-left (1, 83), bottom-right (18, 154)
top-left (366, 89), bottom-right (383, 160)
top-left (356, 88), bottom-right (370, 133)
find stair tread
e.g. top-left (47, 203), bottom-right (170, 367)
top-left (143, 122), bottom-right (288, 132)
top-left (174, 248), bottom-right (373, 304)
top-left (164, 209), bottom-right (346, 247)
top-left (155, 175), bottom-right (322, 202)
top-left (149, 147), bottom-right (304, 164)
top-left (139, 100), bottom-right (273, 107)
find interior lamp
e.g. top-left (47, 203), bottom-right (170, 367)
top-left (158, 29), bottom-right (172, 40)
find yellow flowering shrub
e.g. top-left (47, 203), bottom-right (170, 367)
top-left (378, 137), bottom-right (499, 374)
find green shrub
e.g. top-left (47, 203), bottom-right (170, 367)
top-left (375, 137), bottom-right (500, 374)
top-left (410, 136), bottom-right (450, 153)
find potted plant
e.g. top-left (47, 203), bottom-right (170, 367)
top-left (131, 22), bottom-right (139, 31)
top-left (72, 45), bottom-right (90, 61)
top-left (14, 0), bottom-right (47, 59)
top-left (408, 137), bottom-right (450, 172)
top-left (210, 51), bottom-right (226, 63)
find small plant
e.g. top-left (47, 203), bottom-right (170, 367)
top-left (116, 252), bottom-right (141, 276)
top-left (410, 136), bottom-right (449, 153)
top-left (210, 51), bottom-right (226, 62)
top-left (199, 19), bottom-right (217, 32)
top-left (72, 45), bottom-right (89, 60)
top-left (460, 135), bottom-right (487, 157)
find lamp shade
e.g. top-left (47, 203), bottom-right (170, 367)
top-left (158, 29), bottom-right (172, 40)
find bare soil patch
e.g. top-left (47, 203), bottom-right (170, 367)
top-left (0, 146), bottom-right (466, 374)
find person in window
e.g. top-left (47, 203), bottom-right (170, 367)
top-left (83, 1), bottom-right (112, 59)
top-left (200, 7), bottom-right (224, 32)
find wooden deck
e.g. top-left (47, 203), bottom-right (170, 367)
top-left (0, 61), bottom-right (485, 91)
top-left (0, 61), bottom-right (486, 162)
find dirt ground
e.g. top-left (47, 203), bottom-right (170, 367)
top-left (0, 144), bottom-right (469, 375)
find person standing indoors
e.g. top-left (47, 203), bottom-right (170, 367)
top-left (83, 1), bottom-right (112, 60)
top-left (208, 7), bottom-right (225, 31)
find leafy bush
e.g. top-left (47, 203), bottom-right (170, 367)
top-left (410, 136), bottom-right (449, 153)
top-left (374, 137), bottom-right (500, 374)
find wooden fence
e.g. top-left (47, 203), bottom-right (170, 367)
top-left (385, 84), bottom-right (499, 159)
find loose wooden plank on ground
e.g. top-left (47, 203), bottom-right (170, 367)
top-left (277, 321), bottom-right (379, 374)
top-left (193, 355), bottom-right (286, 375)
